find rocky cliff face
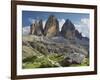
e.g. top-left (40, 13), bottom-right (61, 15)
top-left (61, 19), bottom-right (75, 39)
top-left (29, 15), bottom-right (83, 40)
top-left (30, 19), bottom-right (43, 36)
top-left (75, 30), bottom-right (82, 40)
top-left (44, 15), bottom-right (59, 37)
top-left (60, 19), bottom-right (84, 40)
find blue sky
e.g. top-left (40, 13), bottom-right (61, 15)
top-left (22, 11), bottom-right (90, 37)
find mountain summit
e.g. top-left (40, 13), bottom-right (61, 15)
top-left (44, 15), bottom-right (59, 37)
top-left (61, 19), bottom-right (76, 39)
top-left (30, 19), bottom-right (44, 36)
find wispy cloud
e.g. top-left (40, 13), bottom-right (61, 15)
top-left (43, 20), bottom-right (46, 29)
top-left (58, 19), bottom-right (65, 31)
top-left (28, 18), bottom-right (35, 24)
top-left (81, 18), bottom-right (89, 26)
top-left (75, 18), bottom-right (90, 38)
top-left (22, 26), bottom-right (30, 35)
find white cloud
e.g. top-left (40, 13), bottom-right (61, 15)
top-left (22, 26), bottom-right (30, 35)
top-left (58, 19), bottom-right (65, 31)
top-left (43, 20), bottom-right (46, 29)
top-left (28, 18), bottom-right (35, 24)
top-left (81, 18), bottom-right (89, 26)
top-left (75, 18), bottom-right (90, 38)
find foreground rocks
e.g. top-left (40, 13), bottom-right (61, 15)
top-left (60, 53), bottom-right (85, 66)
top-left (22, 35), bottom-right (89, 67)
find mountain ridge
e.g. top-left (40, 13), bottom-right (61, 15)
top-left (28, 15), bottom-right (89, 40)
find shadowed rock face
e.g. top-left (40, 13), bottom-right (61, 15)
top-left (30, 19), bottom-right (43, 36)
top-left (44, 15), bottom-right (59, 37)
top-left (61, 19), bottom-right (75, 39)
top-left (75, 30), bottom-right (82, 40)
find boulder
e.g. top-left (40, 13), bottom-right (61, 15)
top-left (60, 53), bottom-right (85, 66)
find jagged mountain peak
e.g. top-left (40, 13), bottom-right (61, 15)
top-left (60, 19), bottom-right (75, 39)
top-left (48, 15), bottom-right (56, 19)
top-left (62, 19), bottom-right (75, 30)
top-left (29, 16), bottom-right (88, 40)
top-left (44, 15), bottom-right (59, 37)
top-left (30, 19), bottom-right (43, 36)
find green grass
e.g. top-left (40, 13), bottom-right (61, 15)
top-left (22, 56), bottom-right (37, 63)
top-left (22, 53), bottom-right (89, 69)
top-left (22, 62), bottom-right (41, 69)
top-left (22, 53), bottom-right (64, 69)
top-left (47, 53), bottom-right (64, 62)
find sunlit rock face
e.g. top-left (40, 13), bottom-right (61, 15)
top-left (44, 15), bottom-right (59, 38)
top-left (30, 19), bottom-right (43, 36)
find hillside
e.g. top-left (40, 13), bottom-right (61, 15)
top-left (22, 35), bottom-right (89, 68)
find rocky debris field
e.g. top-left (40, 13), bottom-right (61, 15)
top-left (22, 35), bottom-right (89, 68)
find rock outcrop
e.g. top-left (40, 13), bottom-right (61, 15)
top-left (61, 19), bottom-right (75, 39)
top-left (60, 53), bottom-right (85, 66)
top-left (30, 19), bottom-right (43, 36)
top-left (75, 30), bottom-right (82, 40)
top-left (44, 15), bottom-right (59, 37)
